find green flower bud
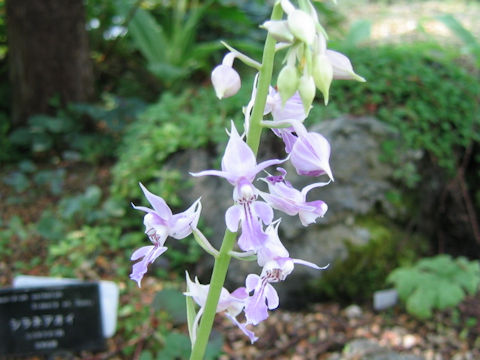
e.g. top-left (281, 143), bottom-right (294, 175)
top-left (287, 9), bottom-right (316, 46)
top-left (277, 65), bottom-right (299, 104)
top-left (312, 54), bottom-right (333, 105)
top-left (261, 20), bottom-right (294, 43)
top-left (298, 74), bottom-right (316, 113)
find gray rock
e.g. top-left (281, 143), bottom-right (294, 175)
top-left (337, 338), bottom-right (425, 360)
top-left (168, 116), bottom-right (414, 300)
top-left (374, 289), bottom-right (399, 311)
top-left (344, 304), bottom-right (363, 318)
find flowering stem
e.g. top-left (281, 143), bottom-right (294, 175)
top-left (246, 2), bottom-right (283, 155)
top-left (189, 229), bottom-right (237, 360)
top-left (190, 4), bottom-right (283, 359)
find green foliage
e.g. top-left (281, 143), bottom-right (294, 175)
top-left (126, 1), bottom-right (221, 86)
top-left (0, 216), bottom-right (29, 258)
top-left (2, 160), bottom-right (66, 200)
top-left (313, 217), bottom-right (426, 303)
top-left (6, 95), bottom-right (145, 163)
top-left (310, 42), bottom-right (480, 185)
top-left (9, 114), bottom-right (78, 154)
top-left (387, 255), bottom-right (480, 319)
top-left (111, 83), bottom-right (250, 201)
top-left (437, 14), bottom-right (480, 67)
top-left (152, 289), bottom-right (188, 325)
top-left (342, 20), bottom-right (371, 47)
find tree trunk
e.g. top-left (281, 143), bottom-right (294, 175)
top-left (6, 0), bottom-right (94, 126)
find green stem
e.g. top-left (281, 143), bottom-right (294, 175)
top-left (189, 229), bottom-right (236, 360)
top-left (246, 2), bottom-right (283, 155)
top-left (189, 4), bottom-right (283, 359)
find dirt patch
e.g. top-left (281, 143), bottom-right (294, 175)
top-left (337, 0), bottom-right (480, 45)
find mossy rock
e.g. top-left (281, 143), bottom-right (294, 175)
top-left (308, 215), bottom-right (429, 305)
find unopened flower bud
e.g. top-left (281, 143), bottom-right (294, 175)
top-left (277, 65), bottom-right (299, 104)
top-left (211, 64), bottom-right (241, 99)
top-left (312, 54), bottom-right (333, 105)
top-left (326, 50), bottom-right (366, 82)
top-left (280, 0), bottom-right (295, 15)
top-left (211, 53), bottom-right (241, 99)
top-left (287, 10), bottom-right (316, 46)
top-left (261, 20), bottom-right (294, 43)
top-left (298, 74), bottom-right (316, 113)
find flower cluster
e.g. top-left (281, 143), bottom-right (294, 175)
top-left (263, 0), bottom-right (365, 108)
top-left (129, 0), bottom-right (364, 351)
top-left (186, 108), bottom-right (330, 340)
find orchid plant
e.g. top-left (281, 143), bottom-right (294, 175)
top-left (129, 0), bottom-right (364, 358)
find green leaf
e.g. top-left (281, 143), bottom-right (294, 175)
top-left (156, 332), bottom-right (191, 360)
top-left (435, 279), bottom-right (465, 310)
top-left (436, 14), bottom-right (480, 65)
top-left (343, 20), bottom-right (371, 46)
top-left (388, 255), bottom-right (480, 319)
top-left (453, 258), bottom-right (480, 295)
top-left (204, 330), bottom-right (224, 360)
top-left (152, 289), bottom-right (187, 325)
top-left (84, 185), bottom-right (102, 206)
top-left (139, 351), bottom-right (154, 360)
top-left (32, 133), bottom-right (53, 152)
top-left (387, 268), bottom-right (419, 300)
top-left (406, 284), bottom-right (436, 319)
top-left (417, 254), bottom-right (457, 277)
top-left (128, 8), bottom-right (167, 65)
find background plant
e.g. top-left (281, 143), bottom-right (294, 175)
top-left (387, 254), bottom-right (480, 319)
top-left (110, 83), bottom-right (251, 201)
top-left (309, 42), bottom-right (480, 186)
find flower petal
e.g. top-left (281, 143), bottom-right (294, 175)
top-left (256, 222), bottom-right (290, 266)
top-left (326, 50), bottom-right (365, 82)
top-left (237, 213), bottom-right (268, 252)
top-left (251, 158), bottom-right (287, 180)
top-left (131, 204), bottom-right (154, 214)
top-left (139, 183), bottom-right (172, 219)
top-left (252, 201), bottom-right (274, 225)
top-left (231, 287), bottom-right (249, 300)
top-left (292, 258), bottom-right (329, 270)
top-left (190, 169), bottom-right (231, 181)
top-left (221, 122), bottom-right (257, 181)
top-left (225, 313), bottom-right (259, 344)
top-left (130, 260), bottom-right (148, 287)
top-left (264, 283), bottom-right (279, 310)
top-left (169, 199), bottom-right (202, 239)
top-left (290, 132), bottom-right (333, 180)
top-left (130, 245), bottom-right (154, 261)
top-left (245, 274), bottom-right (260, 292)
top-left (245, 292), bottom-right (269, 325)
top-left (299, 200), bottom-right (328, 226)
top-left (225, 205), bottom-right (242, 232)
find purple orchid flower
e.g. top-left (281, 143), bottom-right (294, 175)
top-left (191, 122), bottom-right (284, 186)
top-left (244, 272), bottom-right (279, 325)
top-left (264, 87), bottom-right (307, 153)
top-left (130, 183), bottom-right (201, 287)
top-left (225, 178), bottom-right (273, 251)
top-left (244, 222), bottom-right (328, 325)
top-left (184, 272), bottom-right (258, 343)
top-left (287, 121), bottom-right (334, 180)
top-left (245, 256), bottom-right (327, 325)
top-left (191, 122), bottom-right (284, 251)
top-left (264, 87), bottom-right (307, 123)
top-left (259, 168), bottom-right (329, 226)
